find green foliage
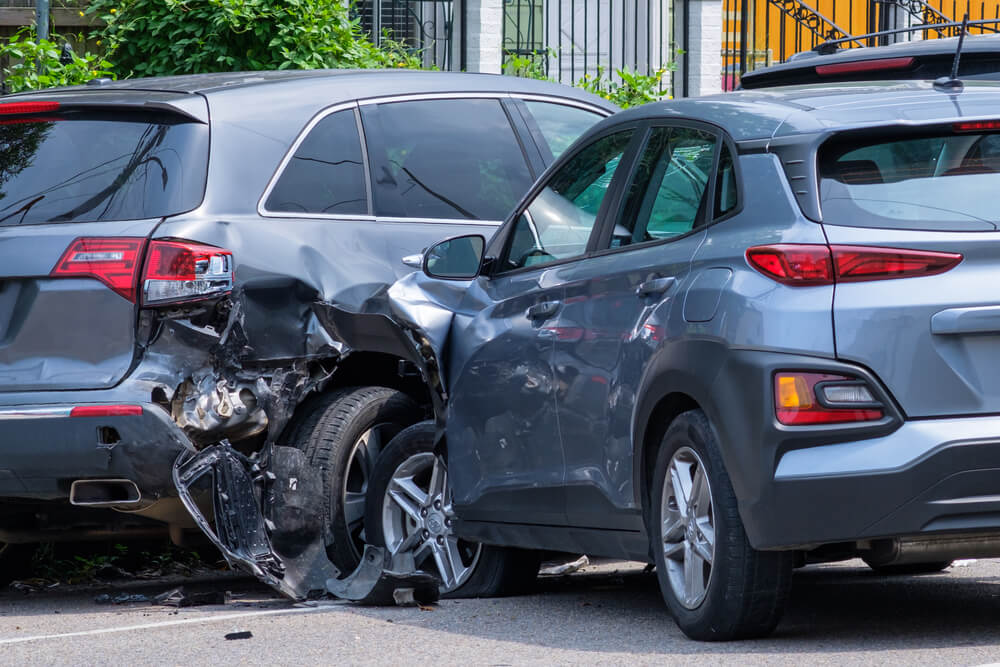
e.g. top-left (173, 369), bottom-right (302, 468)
top-left (0, 28), bottom-right (114, 93)
top-left (577, 65), bottom-right (672, 108)
top-left (87, 0), bottom-right (424, 78)
top-left (502, 48), bottom-right (553, 80)
top-left (502, 50), bottom-right (674, 108)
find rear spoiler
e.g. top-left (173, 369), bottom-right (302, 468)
top-left (0, 90), bottom-right (209, 124)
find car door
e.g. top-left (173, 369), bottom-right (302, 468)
top-left (545, 123), bottom-right (729, 529)
top-left (445, 127), bottom-right (640, 526)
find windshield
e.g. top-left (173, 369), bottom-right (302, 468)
top-left (818, 132), bottom-right (1000, 231)
top-left (0, 110), bottom-right (208, 226)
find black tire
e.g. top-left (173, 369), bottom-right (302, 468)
top-left (863, 559), bottom-right (953, 575)
top-left (365, 421), bottom-right (540, 598)
top-left (650, 410), bottom-right (794, 641)
top-left (287, 386), bottom-right (422, 575)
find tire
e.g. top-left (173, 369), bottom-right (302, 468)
top-left (365, 421), bottom-right (540, 598)
top-left (288, 386), bottom-right (422, 575)
top-left (650, 409), bottom-right (794, 641)
top-left (863, 559), bottom-right (953, 575)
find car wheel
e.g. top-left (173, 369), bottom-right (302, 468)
top-left (651, 409), bottom-right (794, 641)
top-left (289, 386), bottom-right (422, 575)
top-left (863, 559), bottom-right (953, 575)
top-left (366, 421), bottom-right (540, 598)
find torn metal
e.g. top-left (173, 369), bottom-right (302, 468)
top-left (172, 272), bottom-right (472, 602)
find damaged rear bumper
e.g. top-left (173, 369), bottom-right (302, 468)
top-left (174, 442), bottom-right (440, 603)
top-left (0, 393), bottom-right (192, 502)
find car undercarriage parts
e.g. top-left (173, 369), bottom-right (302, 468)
top-left (326, 545), bottom-right (440, 606)
top-left (170, 377), bottom-right (269, 447)
top-left (864, 533), bottom-right (1000, 567)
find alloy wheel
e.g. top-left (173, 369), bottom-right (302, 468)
top-left (661, 446), bottom-right (716, 609)
top-left (342, 424), bottom-right (398, 560)
top-left (381, 452), bottom-right (481, 592)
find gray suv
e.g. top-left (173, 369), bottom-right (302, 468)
top-left (0, 70), bottom-right (614, 574)
top-left (330, 79), bottom-right (1000, 640)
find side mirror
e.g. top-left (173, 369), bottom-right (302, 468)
top-left (423, 234), bottom-right (485, 280)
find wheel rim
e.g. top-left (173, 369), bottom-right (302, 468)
top-left (341, 423), bottom-right (400, 561)
top-left (381, 452), bottom-right (482, 592)
top-left (661, 446), bottom-right (715, 610)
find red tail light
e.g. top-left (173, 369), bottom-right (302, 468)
top-left (815, 57), bottom-right (915, 77)
top-left (775, 372), bottom-right (883, 425)
top-left (51, 237), bottom-right (234, 305)
top-left (142, 239), bottom-right (233, 305)
top-left (70, 405), bottom-right (143, 417)
top-left (0, 101), bottom-right (60, 115)
top-left (50, 237), bottom-right (145, 302)
top-left (954, 120), bottom-right (1000, 133)
top-left (747, 244), bottom-right (962, 285)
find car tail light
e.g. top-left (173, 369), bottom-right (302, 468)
top-left (142, 239), bottom-right (234, 305)
top-left (70, 405), bottom-right (143, 417)
top-left (746, 245), bottom-right (833, 285)
top-left (774, 372), bottom-right (883, 425)
top-left (815, 57), bottom-right (915, 77)
top-left (747, 244), bottom-right (962, 285)
top-left (50, 237), bottom-right (146, 302)
top-left (0, 101), bottom-right (60, 115)
top-left (954, 120), bottom-right (1000, 133)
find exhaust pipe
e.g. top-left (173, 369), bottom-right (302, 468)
top-left (866, 533), bottom-right (1000, 567)
top-left (69, 479), bottom-right (142, 507)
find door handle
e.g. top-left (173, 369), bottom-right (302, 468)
top-left (636, 276), bottom-right (676, 297)
top-left (526, 301), bottom-right (560, 321)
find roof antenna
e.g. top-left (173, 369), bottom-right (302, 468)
top-left (935, 13), bottom-right (970, 92)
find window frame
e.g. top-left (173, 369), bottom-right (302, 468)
top-left (258, 92), bottom-right (611, 225)
top-left (487, 121), bottom-right (647, 278)
top-left (588, 119), bottom-right (744, 258)
top-left (257, 101), bottom-right (375, 220)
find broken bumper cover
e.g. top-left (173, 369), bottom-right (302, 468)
top-left (0, 398), bottom-right (192, 500)
top-left (174, 442), bottom-right (440, 604)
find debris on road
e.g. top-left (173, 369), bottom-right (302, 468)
top-left (94, 592), bottom-right (151, 605)
top-left (153, 586), bottom-right (230, 607)
top-left (224, 631), bottom-right (253, 640)
top-left (540, 556), bottom-right (589, 577)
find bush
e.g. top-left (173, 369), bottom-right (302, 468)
top-left (0, 28), bottom-right (114, 93)
top-left (577, 66), bottom-right (672, 108)
top-left (87, 0), bottom-right (423, 78)
top-left (503, 51), bottom-right (673, 108)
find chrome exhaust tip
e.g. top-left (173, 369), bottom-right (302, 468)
top-left (69, 479), bottom-right (142, 507)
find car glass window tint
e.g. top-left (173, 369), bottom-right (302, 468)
top-left (265, 109), bottom-right (367, 216)
top-left (369, 99), bottom-right (532, 220)
top-left (714, 142), bottom-right (737, 218)
top-left (613, 126), bottom-right (716, 248)
top-left (502, 130), bottom-right (633, 271)
top-left (523, 101), bottom-right (605, 159)
top-left (0, 111), bottom-right (207, 226)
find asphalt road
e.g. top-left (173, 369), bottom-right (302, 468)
top-left (2, 558), bottom-right (1000, 665)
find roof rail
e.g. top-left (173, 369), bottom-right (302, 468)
top-left (813, 17), bottom-right (1000, 54)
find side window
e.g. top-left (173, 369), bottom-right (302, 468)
top-left (714, 142), bottom-right (738, 218)
top-left (265, 109), bottom-right (368, 216)
top-left (501, 130), bottom-right (633, 272)
top-left (523, 100), bottom-right (605, 159)
top-left (365, 99), bottom-right (533, 220)
top-left (613, 126), bottom-right (717, 248)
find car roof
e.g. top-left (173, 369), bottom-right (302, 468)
top-left (586, 79), bottom-right (1000, 142)
top-left (4, 69), bottom-right (616, 114)
top-left (740, 33), bottom-right (1000, 88)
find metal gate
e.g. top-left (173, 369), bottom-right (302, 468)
top-left (723, 0), bottom-right (1000, 89)
top-left (358, 0), bottom-right (456, 69)
top-left (503, 0), bottom-right (675, 89)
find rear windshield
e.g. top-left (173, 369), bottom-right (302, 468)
top-left (818, 132), bottom-right (1000, 231)
top-left (0, 111), bottom-right (208, 226)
